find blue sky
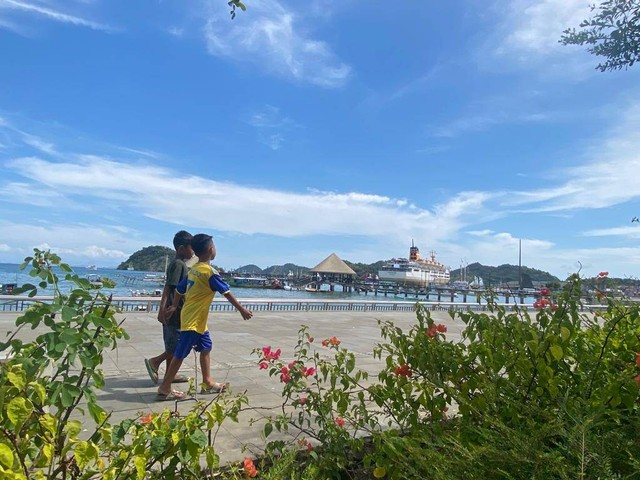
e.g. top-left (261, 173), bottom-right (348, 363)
top-left (0, 0), bottom-right (639, 279)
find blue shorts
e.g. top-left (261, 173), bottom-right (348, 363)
top-left (174, 330), bottom-right (212, 360)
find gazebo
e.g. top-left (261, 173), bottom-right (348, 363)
top-left (310, 253), bottom-right (356, 291)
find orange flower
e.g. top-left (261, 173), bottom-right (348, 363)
top-left (243, 457), bottom-right (258, 477)
top-left (139, 413), bottom-right (154, 424)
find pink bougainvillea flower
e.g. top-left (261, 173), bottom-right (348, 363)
top-left (426, 324), bottom-right (438, 337)
top-left (243, 457), bottom-right (258, 477)
top-left (280, 373), bottom-right (291, 383)
top-left (334, 417), bottom-right (345, 427)
top-left (261, 346), bottom-right (281, 361)
top-left (303, 367), bottom-right (316, 377)
top-left (393, 364), bottom-right (412, 377)
top-left (299, 396), bottom-right (307, 405)
top-left (259, 361), bottom-right (268, 370)
top-left (436, 324), bottom-right (447, 333)
top-left (539, 287), bottom-right (550, 296)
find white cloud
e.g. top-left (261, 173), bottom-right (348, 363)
top-left (202, 0), bottom-right (351, 87)
top-left (504, 102), bottom-right (640, 211)
top-left (5, 155), bottom-right (487, 245)
top-left (0, 0), bottom-right (112, 31)
top-left (496, 0), bottom-right (591, 57)
top-left (0, 243), bottom-right (10, 252)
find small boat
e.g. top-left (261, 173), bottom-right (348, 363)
top-left (130, 289), bottom-right (162, 297)
top-left (304, 284), bottom-right (320, 293)
top-left (86, 265), bottom-right (97, 270)
top-left (143, 274), bottom-right (166, 284)
top-left (127, 264), bottom-right (135, 271)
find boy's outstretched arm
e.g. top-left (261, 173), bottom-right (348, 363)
top-left (223, 291), bottom-right (253, 320)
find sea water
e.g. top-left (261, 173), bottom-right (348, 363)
top-left (0, 263), bottom-right (536, 304)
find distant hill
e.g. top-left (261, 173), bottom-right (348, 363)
top-left (117, 246), bottom-right (174, 272)
top-left (263, 263), bottom-right (310, 276)
top-left (344, 260), bottom-right (386, 277)
top-left (233, 264), bottom-right (263, 275)
top-left (450, 262), bottom-right (560, 286)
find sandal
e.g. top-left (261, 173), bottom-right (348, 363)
top-left (155, 390), bottom-right (188, 402)
top-left (172, 374), bottom-right (190, 384)
top-left (200, 382), bottom-right (229, 394)
top-left (144, 358), bottom-right (158, 384)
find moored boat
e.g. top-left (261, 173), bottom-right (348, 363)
top-left (378, 241), bottom-right (450, 287)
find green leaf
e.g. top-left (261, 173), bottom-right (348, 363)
top-left (7, 397), bottom-right (33, 426)
top-left (65, 420), bottom-right (83, 438)
top-left (7, 369), bottom-right (26, 390)
top-left (189, 430), bottom-right (208, 449)
top-left (264, 422), bottom-right (273, 438)
top-left (0, 443), bottom-right (13, 468)
top-left (550, 344), bottom-right (563, 361)
top-left (149, 436), bottom-right (169, 458)
top-left (560, 326), bottom-right (570, 341)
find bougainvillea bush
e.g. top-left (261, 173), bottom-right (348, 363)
top-left (255, 276), bottom-right (640, 479)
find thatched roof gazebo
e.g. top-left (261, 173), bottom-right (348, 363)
top-left (310, 253), bottom-right (356, 283)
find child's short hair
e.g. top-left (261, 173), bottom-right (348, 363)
top-left (191, 234), bottom-right (213, 256)
top-left (173, 230), bottom-right (193, 249)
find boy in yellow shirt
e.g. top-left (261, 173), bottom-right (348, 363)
top-left (157, 233), bottom-right (253, 400)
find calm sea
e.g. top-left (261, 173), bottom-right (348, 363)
top-left (0, 263), bottom-right (537, 304)
top-left (0, 263), bottom-right (369, 300)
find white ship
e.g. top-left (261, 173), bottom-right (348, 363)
top-left (378, 242), bottom-right (450, 286)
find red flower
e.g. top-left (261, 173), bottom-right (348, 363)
top-left (322, 337), bottom-right (341, 347)
top-left (597, 271), bottom-right (609, 278)
top-left (259, 361), bottom-right (268, 370)
top-left (436, 324), bottom-right (447, 333)
top-left (307, 336), bottom-right (314, 343)
top-left (281, 366), bottom-right (289, 374)
top-left (539, 287), bottom-right (550, 296)
top-left (635, 374), bottom-right (640, 386)
top-left (334, 417), bottom-right (345, 427)
top-left (321, 339), bottom-right (329, 347)
top-left (426, 324), bottom-right (447, 337)
top-left (280, 373), bottom-right (291, 383)
top-left (299, 396), bottom-right (307, 405)
top-left (635, 353), bottom-right (640, 368)
top-left (243, 457), bottom-right (258, 478)
top-left (551, 304), bottom-right (559, 311)
top-left (303, 367), bottom-right (316, 377)
top-left (393, 364), bottom-right (412, 377)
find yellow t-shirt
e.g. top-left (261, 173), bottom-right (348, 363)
top-left (176, 262), bottom-right (230, 334)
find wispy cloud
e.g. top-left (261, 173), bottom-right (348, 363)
top-left (433, 108), bottom-right (559, 138)
top-left (487, 0), bottom-right (594, 75)
top-left (202, 0), bottom-right (351, 87)
top-left (583, 225), bottom-right (640, 239)
top-left (246, 104), bottom-right (301, 150)
top-left (0, 0), bottom-right (112, 31)
top-left (504, 102), bottom-right (640, 211)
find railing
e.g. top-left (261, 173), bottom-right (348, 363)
top-left (0, 295), bottom-right (609, 313)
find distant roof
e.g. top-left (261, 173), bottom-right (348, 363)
top-left (310, 253), bottom-right (356, 276)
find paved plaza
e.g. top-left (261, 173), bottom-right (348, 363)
top-left (0, 308), bottom-right (463, 465)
